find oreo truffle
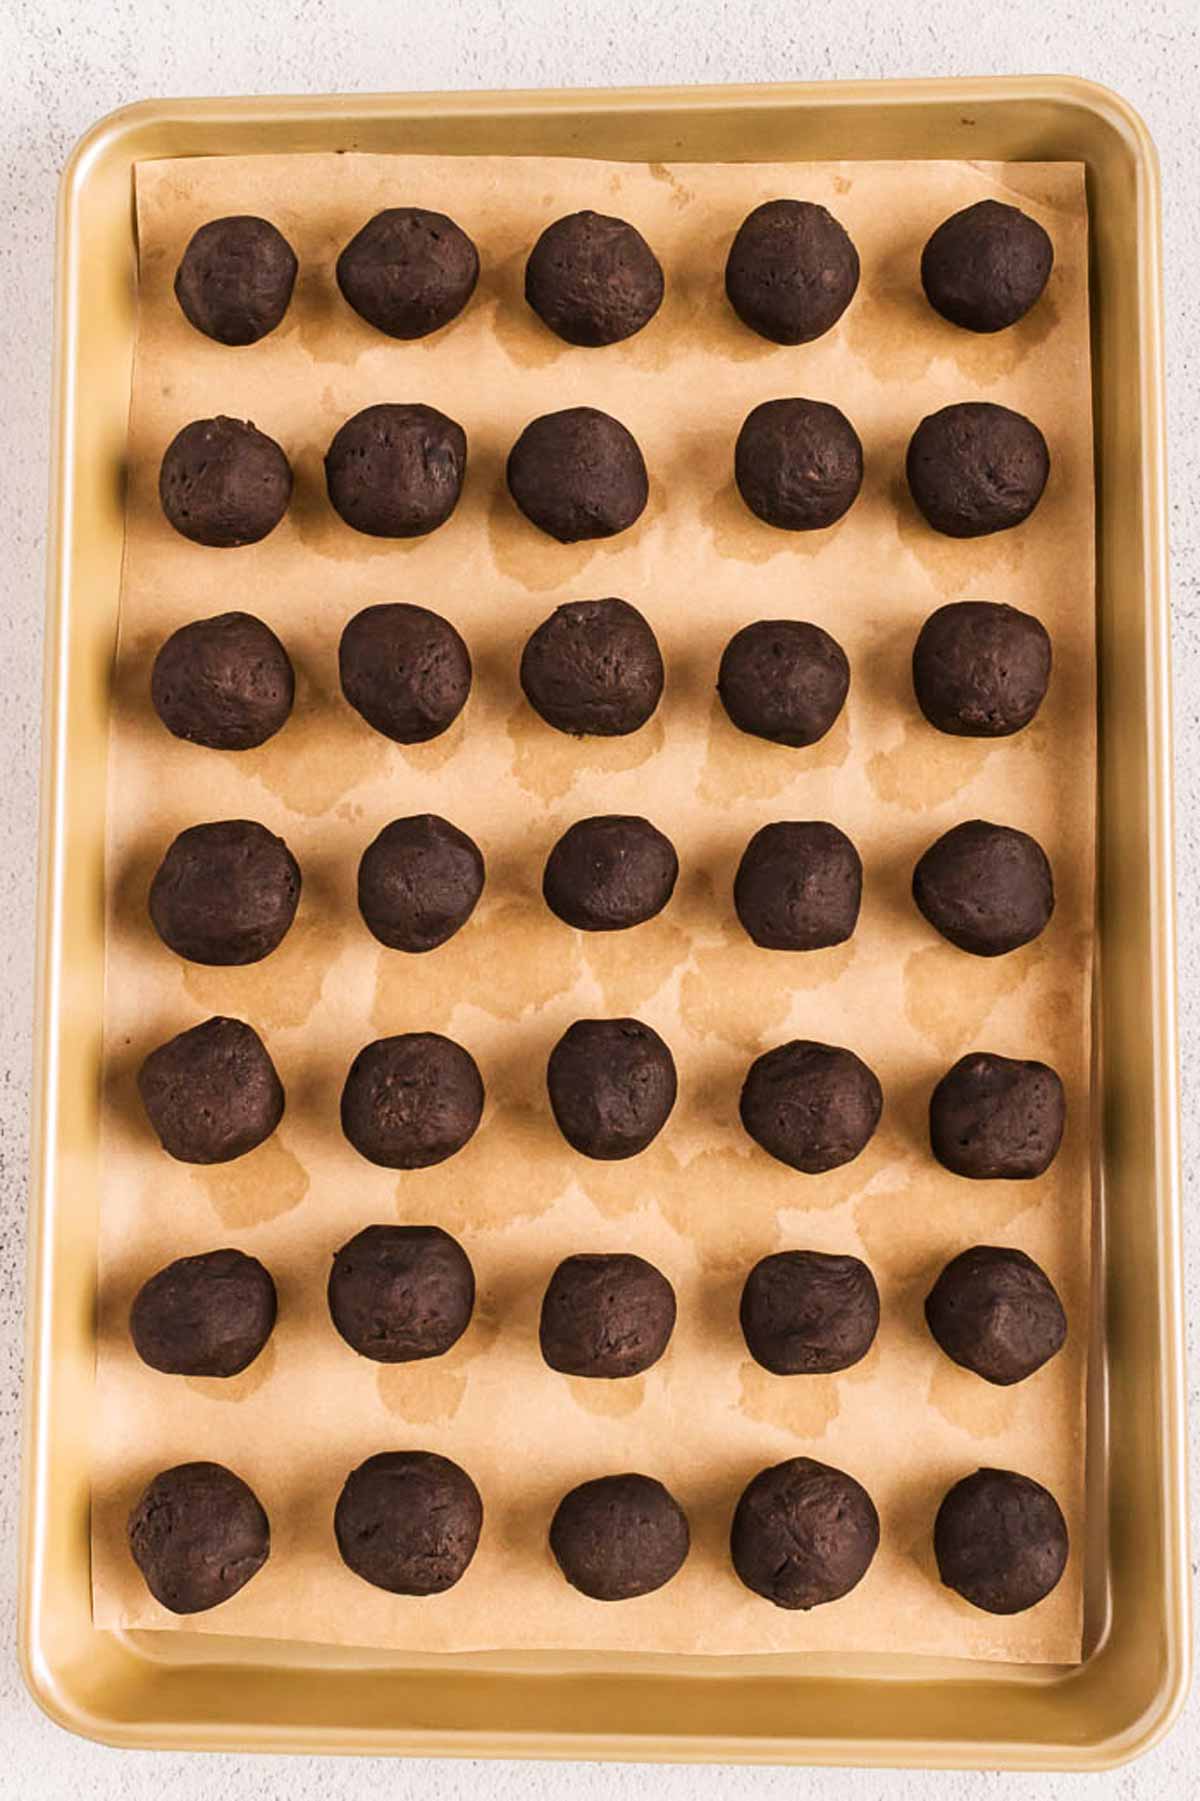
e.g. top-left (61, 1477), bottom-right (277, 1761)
top-left (340, 1032), bottom-right (484, 1169)
top-left (740, 1040), bottom-right (882, 1174)
top-left (525, 210), bottom-right (664, 346)
top-left (550, 1474), bottom-right (689, 1600)
top-left (930, 1051), bottom-right (1066, 1179)
top-left (130, 1248), bottom-right (277, 1376)
top-left (325, 403), bottom-right (467, 538)
top-left (334, 1451), bottom-right (482, 1595)
top-left (731, 1457), bottom-right (879, 1609)
top-left (913, 820), bottom-right (1054, 957)
top-left (735, 399), bottom-right (863, 531)
top-left (328, 1225), bottom-right (474, 1362)
top-left (725, 200), bottom-right (860, 344)
top-left (520, 598), bottom-right (663, 737)
top-left (547, 1018), bottom-right (677, 1159)
top-left (922, 200), bottom-right (1054, 333)
top-left (717, 620), bottom-right (849, 748)
top-left (926, 1246), bottom-right (1066, 1385)
top-left (336, 207), bottom-right (479, 339)
top-left (149, 819), bottom-right (301, 965)
top-left (138, 1016), bottom-right (284, 1164)
top-left (358, 814), bottom-right (484, 951)
top-left (151, 611), bottom-right (294, 750)
top-left (507, 407), bottom-right (648, 543)
top-left (543, 815), bottom-right (678, 931)
top-left (339, 603), bottom-right (471, 743)
top-left (159, 416), bottom-right (292, 548)
top-left (913, 601), bottom-right (1051, 737)
top-left (174, 215), bottom-right (297, 346)
top-left (734, 822), bottom-right (862, 950)
top-left (740, 1250), bottom-right (879, 1375)
top-left (934, 1467), bottom-right (1068, 1614)
top-left (539, 1253), bottom-right (676, 1378)
top-left (907, 403), bottom-right (1049, 538)
top-left (129, 1461), bottom-right (269, 1614)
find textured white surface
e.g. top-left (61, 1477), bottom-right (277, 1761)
top-left (1, 1), bottom-right (1196, 1792)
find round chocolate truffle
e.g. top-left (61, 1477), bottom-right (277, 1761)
top-left (340, 1032), bottom-right (484, 1169)
top-left (930, 1051), bottom-right (1066, 1179)
top-left (159, 416), bottom-right (292, 548)
top-left (507, 407), bottom-right (648, 543)
top-left (550, 1474), bottom-right (689, 1600)
top-left (734, 821), bottom-right (862, 950)
top-left (740, 1250), bottom-right (879, 1375)
top-left (934, 1467), bottom-right (1068, 1614)
top-left (520, 598), bottom-right (664, 737)
top-left (334, 1450), bottom-right (482, 1595)
top-left (717, 619), bottom-right (849, 747)
top-left (543, 815), bottom-right (678, 932)
top-left (130, 1248), bottom-right (277, 1376)
top-left (138, 1016), bottom-right (284, 1164)
top-left (731, 1457), bottom-right (879, 1609)
top-left (525, 210), bottom-right (664, 347)
top-left (912, 601), bottom-right (1051, 737)
top-left (913, 820), bottom-right (1054, 957)
top-left (921, 200), bottom-right (1054, 334)
top-left (149, 819), bottom-right (301, 965)
top-left (547, 1018), bottom-right (677, 1160)
top-left (174, 215), bottom-right (298, 346)
top-left (328, 1225), bottom-right (475, 1363)
top-left (740, 1040), bottom-right (882, 1174)
top-left (336, 207), bottom-right (479, 339)
top-left (735, 398), bottom-right (863, 532)
top-left (358, 814), bottom-right (484, 951)
top-left (540, 1253), bottom-right (676, 1379)
top-left (725, 199), bottom-right (860, 344)
top-left (325, 403), bottom-right (467, 538)
top-left (906, 403), bottom-right (1049, 539)
top-left (925, 1246), bottom-right (1067, 1385)
top-left (129, 1461), bottom-right (269, 1614)
top-left (151, 611), bottom-right (295, 751)
top-left (339, 603), bottom-right (471, 744)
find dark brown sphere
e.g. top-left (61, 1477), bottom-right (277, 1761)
top-left (151, 612), bottom-right (294, 750)
top-left (912, 601), bottom-right (1052, 737)
top-left (526, 210), bottom-right (664, 346)
top-left (734, 821), bottom-right (862, 950)
top-left (740, 1250), bottom-right (879, 1374)
top-left (543, 815), bottom-right (678, 931)
top-left (921, 200), bottom-right (1053, 333)
top-left (334, 1451), bottom-right (482, 1595)
top-left (725, 200), bottom-right (860, 344)
top-left (358, 814), bottom-right (484, 951)
top-left (930, 1051), bottom-right (1066, 1179)
top-left (740, 1040), bottom-right (882, 1174)
top-left (935, 1467), bottom-right (1068, 1614)
top-left (907, 403), bottom-right (1049, 538)
top-left (731, 1457), bottom-right (879, 1609)
top-left (539, 1252), bottom-right (676, 1378)
top-left (546, 1018), bottom-right (677, 1160)
top-left (159, 416), bottom-right (292, 548)
top-left (925, 1246), bottom-right (1067, 1385)
top-left (336, 208), bottom-right (479, 339)
top-left (717, 619), bottom-right (849, 747)
top-left (520, 598), bottom-right (664, 737)
top-left (328, 1225), bottom-right (475, 1363)
top-left (130, 1248), bottom-right (277, 1376)
top-left (507, 407), bottom-right (648, 543)
top-left (174, 215), bottom-right (298, 345)
top-left (913, 820), bottom-right (1054, 957)
top-left (340, 1032), bottom-right (484, 1169)
top-left (149, 819), bottom-right (301, 965)
top-left (137, 1016), bottom-right (284, 1165)
top-left (550, 1474), bottom-right (689, 1600)
top-left (129, 1461), bottom-right (269, 1614)
top-left (735, 398), bottom-right (863, 531)
top-left (325, 403), bottom-right (467, 538)
top-left (339, 603), bottom-right (471, 744)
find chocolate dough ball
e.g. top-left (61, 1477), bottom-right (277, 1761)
top-left (930, 1051), bottom-right (1066, 1179)
top-left (540, 1253), bottom-right (676, 1378)
top-left (547, 1018), bottom-right (677, 1160)
top-left (925, 1246), bottom-right (1066, 1385)
top-left (922, 199), bottom-right (1054, 333)
top-left (130, 1248), bottom-right (277, 1376)
top-left (735, 399), bottom-right (863, 532)
top-left (913, 601), bottom-right (1051, 737)
top-left (543, 815), bottom-right (678, 931)
top-left (334, 1451), bottom-right (482, 1595)
top-left (325, 403), bottom-right (467, 538)
top-left (717, 619), bottom-right (849, 747)
top-left (520, 598), bottom-right (664, 737)
top-left (151, 611), bottom-right (295, 750)
top-left (328, 1225), bottom-right (475, 1362)
top-left (740, 1040), bottom-right (882, 1174)
top-left (740, 1251), bottom-right (879, 1375)
top-left (934, 1467), bottom-right (1068, 1614)
top-left (340, 1032), bottom-right (484, 1169)
top-left (339, 603), bottom-right (471, 744)
top-left (138, 1016), bottom-right (284, 1164)
top-left (358, 814), bottom-right (484, 951)
top-left (149, 819), bottom-right (301, 965)
top-left (525, 210), bottom-right (664, 346)
top-left (507, 408), bottom-right (648, 543)
top-left (159, 416), bottom-right (292, 548)
top-left (550, 1474), bottom-right (689, 1600)
top-left (913, 820), bottom-right (1054, 957)
top-left (174, 215), bottom-right (298, 346)
top-left (906, 403), bottom-right (1049, 538)
top-left (734, 821), bottom-right (862, 950)
top-left (336, 207), bottom-right (479, 339)
top-left (725, 199), bottom-right (860, 344)
top-left (731, 1457), bottom-right (879, 1609)
top-left (129, 1461), bottom-right (269, 1614)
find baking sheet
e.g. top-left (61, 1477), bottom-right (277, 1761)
top-left (91, 150), bottom-right (1094, 1663)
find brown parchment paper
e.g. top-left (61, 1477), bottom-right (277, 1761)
top-left (91, 151), bottom-right (1094, 1664)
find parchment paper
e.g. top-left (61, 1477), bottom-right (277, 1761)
top-left (91, 151), bottom-right (1094, 1664)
